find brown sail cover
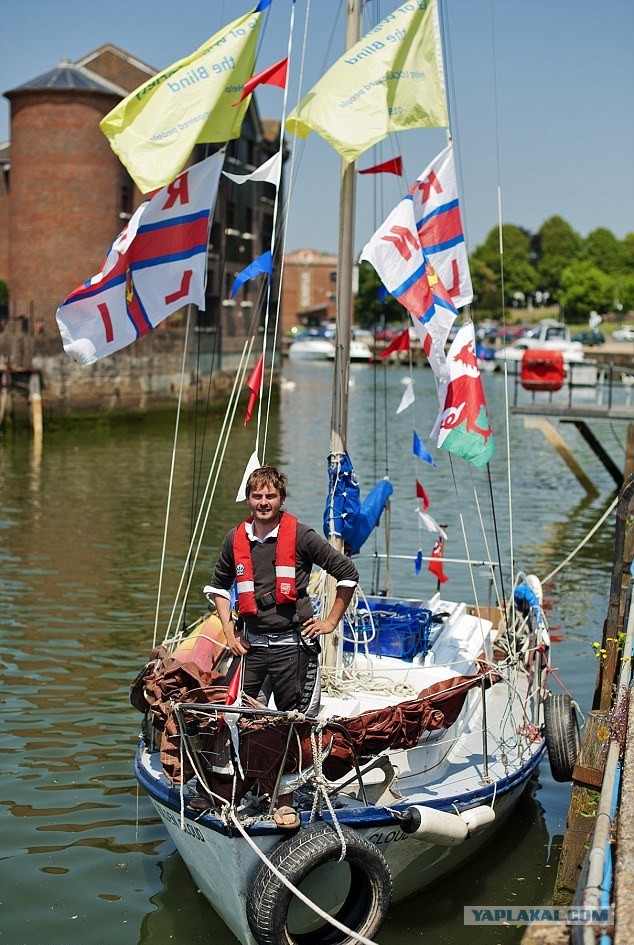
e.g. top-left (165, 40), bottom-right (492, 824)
top-left (132, 649), bottom-right (497, 796)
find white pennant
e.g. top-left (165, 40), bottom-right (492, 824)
top-left (223, 152), bottom-right (282, 186)
top-left (418, 509), bottom-right (447, 539)
top-left (236, 451), bottom-right (261, 502)
top-left (396, 380), bottom-right (415, 414)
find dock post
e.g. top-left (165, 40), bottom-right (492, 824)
top-left (625, 424), bottom-right (634, 479)
top-left (29, 371), bottom-right (43, 441)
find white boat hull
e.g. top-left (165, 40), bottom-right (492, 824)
top-left (137, 742), bottom-right (542, 945)
top-left (288, 339), bottom-right (336, 361)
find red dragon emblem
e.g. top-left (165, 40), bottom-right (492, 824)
top-left (440, 341), bottom-right (492, 441)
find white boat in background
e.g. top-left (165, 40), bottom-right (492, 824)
top-left (326, 328), bottom-right (373, 362)
top-left (289, 327), bottom-right (373, 362)
top-left (495, 318), bottom-right (585, 367)
top-left (287, 328), bottom-right (336, 361)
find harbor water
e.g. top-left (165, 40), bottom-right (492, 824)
top-left (0, 361), bottom-right (621, 944)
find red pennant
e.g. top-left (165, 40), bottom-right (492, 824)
top-left (429, 535), bottom-right (448, 584)
top-left (244, 354), bottom-right (264, 425)
top-left (235, 58), bottom-right (288, 105)
top-left (359, 156), bottom-right (403, 177)
top-left (416, 480), bottom-right (430, 511)
top-left (378, 328), bottom-right (410, 360)
top-left (218, 657), bottom-right (243, 731)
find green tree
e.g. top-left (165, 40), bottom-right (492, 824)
top-left (470, 224), bottom-right (538, 307)
top-left (622, 233), bottom-right (634, 271)
top-left (618, 274), bottom-right (634, 314)
top-left (535, 216), bottom-right (582, 303)
top-left (558, 261), bottom-right (615, 318)
top-left (584, 227), bottom-right (630, 276)
top-left (354, 261), bottom-right (405, 329)
top-left (470, 257), bottom-right (498, 312)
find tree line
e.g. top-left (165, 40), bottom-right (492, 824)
top-left (356, 217), bottom-right (634, 326)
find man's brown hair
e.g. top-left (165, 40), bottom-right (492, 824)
top-left (245, 466), bottom-right (288, 502)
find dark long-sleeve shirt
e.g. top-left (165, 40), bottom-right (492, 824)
top-left (210, 519), bottom-right (359, 634)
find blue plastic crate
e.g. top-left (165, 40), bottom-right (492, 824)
top-left (343, 601), bottom-right (433, 661)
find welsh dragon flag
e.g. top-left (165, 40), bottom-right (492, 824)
top-left (432, 322), bottom-right (495, 468)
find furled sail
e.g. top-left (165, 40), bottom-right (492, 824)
top-left (323, 452), bottom-right (393, 554)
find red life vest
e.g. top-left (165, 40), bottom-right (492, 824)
top-left (233, 513), bottom-right (298, 616)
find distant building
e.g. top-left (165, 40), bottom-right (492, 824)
top-left (281, 248), bottom-right (338, 335)
top-left (0, 45), bottom-right (282, 368)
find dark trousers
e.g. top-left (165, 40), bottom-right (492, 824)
top-left (243, 643), bottom-right (318, 712)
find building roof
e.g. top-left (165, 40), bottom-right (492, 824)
top-left (5, 59), bottom-right (125, 97)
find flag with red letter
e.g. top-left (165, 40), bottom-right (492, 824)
top-left (432, 322), bottom-right (495, 468)
top-left (235, 57), bottom-right (288, 105)
top-left (409, 143), bottom-right (473, 309)
top-left (429, 534), bottom-right (449, 584)
top-left (56, 152), bottom-right (224, 365)
top-left (360, 194), bottom-right (457, 380)
top-left (244, 354), bottom-right (264, 425)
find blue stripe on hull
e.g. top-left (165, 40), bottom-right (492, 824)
top-left (134, 739), bottom-right (546, 837)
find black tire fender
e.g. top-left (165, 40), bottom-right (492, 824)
top-left (544, 693), bottom-right (580, 782)
top-left (246, 821), bottom-right (392, 945)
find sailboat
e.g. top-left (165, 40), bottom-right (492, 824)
top-left (56, 2), bottom-right (578, 944)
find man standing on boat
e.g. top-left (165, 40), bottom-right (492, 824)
top-left (209, 466), bottom-right (358, 717)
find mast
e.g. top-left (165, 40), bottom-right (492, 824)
top-left (323, 0), bottom-right (362, 676)
top-left (330, 0), bottom-right (362, 455)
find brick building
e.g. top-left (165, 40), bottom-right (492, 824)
top-left (280, 248), bottom-right (338, 335)
top-left (0, 45), bottom-right (281, 369)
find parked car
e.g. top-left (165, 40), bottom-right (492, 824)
top-left (612, 326), bottom-right (634, 342)
top-left (571, 330), bottom-right (605, 346)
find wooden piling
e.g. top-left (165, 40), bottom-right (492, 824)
top-left (29, 371), bottom-right (43, 441)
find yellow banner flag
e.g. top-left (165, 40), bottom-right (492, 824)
top-left (100, 6), bottom-right (263, 193)
top-left (286, 0), bottom-right (447, 163)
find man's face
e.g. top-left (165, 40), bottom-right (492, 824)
top-left (247, 482), bottom-right (283, 527)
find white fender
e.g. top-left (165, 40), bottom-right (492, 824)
top-left (459, 805), bottom-right (496, 835)
top-left (525, 574), bottom-right (543, 605)
top-left (399, 806), bottom-right (469, 845)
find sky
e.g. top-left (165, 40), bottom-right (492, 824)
top-left (1, 0), bottom-right (633, 258)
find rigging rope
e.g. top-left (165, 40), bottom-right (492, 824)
top-left (229, 811), bottom-right (380, 945)
top-left (153, 306), bottom-right (192, 648)
top-left (541, 496), bottom-right (618, 586)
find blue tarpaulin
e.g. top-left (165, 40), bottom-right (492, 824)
top-left (323, 452), bottom-right (393, 554)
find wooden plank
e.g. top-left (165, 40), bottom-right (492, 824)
top-left (564, 419), bottom-right (623, 486)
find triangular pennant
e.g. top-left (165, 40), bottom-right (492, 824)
top-left (413, 431), bottom-right (436, 466)
top-left (235, 57), bottom-right (288, 105)
top-left (396, 380), bottom-right (415, 415)
top-left (379, 328), bottom-right (410, 361)
top-left (359, 156), bottom-right (403, 176)
top-left (231, 251), bottom-right (272, 298)
top-left (416, 480), bottom-right (430, 510)
top-left (223, 152), bottom-right (281, 186)
top-left (244, 354), bottom-right (264, 425)
top-left (236, 450), bottom-right (261, 501)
